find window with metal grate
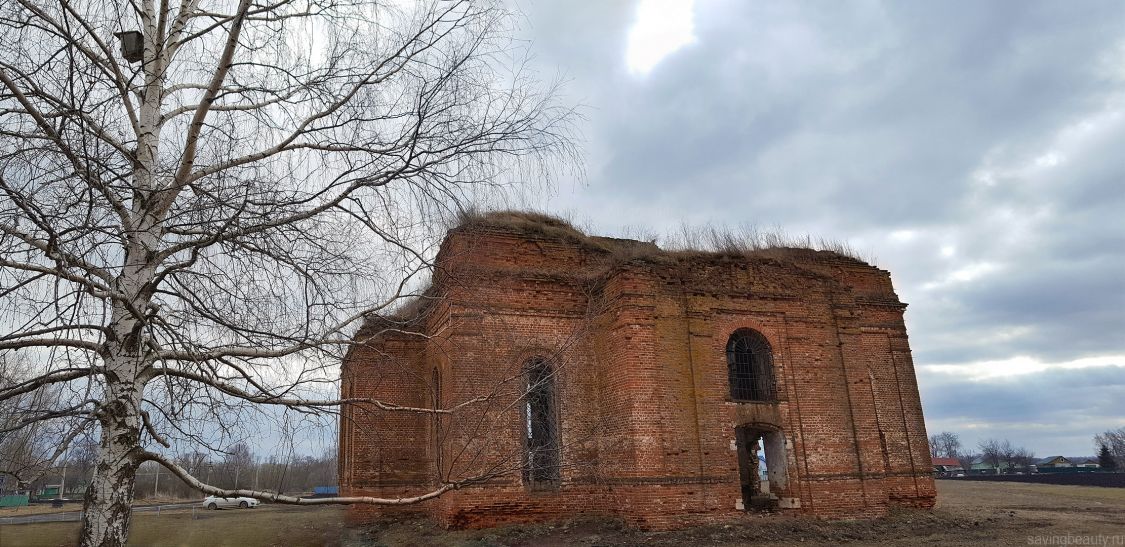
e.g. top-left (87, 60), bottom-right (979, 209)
top-left (523, 357), bottom-right (560, 487)
top-left (726, 329), bottom-right (776, 402)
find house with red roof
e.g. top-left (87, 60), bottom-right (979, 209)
top-left (932, 457), bottom-right (963, 477)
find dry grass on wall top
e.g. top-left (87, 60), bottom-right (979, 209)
top-left (450, 208), bottom-right (876, 266)
top-left (451, 208), bottom-right (594, 248)
top-left (364, 209), bottom-right (878, 326)
top-left (662, 223), bottom-right (874, 266)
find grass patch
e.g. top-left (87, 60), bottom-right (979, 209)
top-left (0, 506), bottom-right (350, 547)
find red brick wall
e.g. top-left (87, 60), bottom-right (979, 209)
top-left (340, 223), bottom-right (935, 529)
top-left (340, 326), bottom-right (431, 494)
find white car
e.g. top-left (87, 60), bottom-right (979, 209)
top-left (201, 495), bottom-right (260, 510)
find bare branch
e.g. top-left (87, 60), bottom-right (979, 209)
top-left (148, 367), bottom-right (486, 414)
top-left (157, 0), bottom-right (252, 217)
top-left (144, 449), bottom-right (459, 505)
top-left (0, 368), bottom-right (98, 403)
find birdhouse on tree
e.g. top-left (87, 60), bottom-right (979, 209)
top-left (114, 31), bottom-right (143, 63)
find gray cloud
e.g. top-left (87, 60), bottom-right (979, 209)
top-left (532, 1), bottom-right (1124, 225)
top-left (516, 0), bottom-right (1125, 455)
top-left (919, 365), bottom-right (1125, 456)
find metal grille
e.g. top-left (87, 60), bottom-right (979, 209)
top-left (432, 368), bottom-right (442, 476)
top-left (523, 358), bottom-right (559, 485)
top-left (727, 330), bottom-right (776, 402)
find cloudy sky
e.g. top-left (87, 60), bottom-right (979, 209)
top-left (513, 0), bottom-right (1125, 457)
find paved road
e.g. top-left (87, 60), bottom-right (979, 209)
top-left (0, 503), bottom-right (197, 525)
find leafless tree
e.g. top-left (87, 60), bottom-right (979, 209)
top-left (955, 451), bottom-right (976, 474)
top-left (0, 0), bottom-right (575, 543)
top-left (130, 445), bottom-right (334, 497)
top-left (977, 438), bottom-right (1009, 471)
top-left (928, 431), bottom-right (962, 460)
top-left (1009, 446), bottom-right (1036, 471)
top-left (977, 438), bottom-right (1034, 474)
top-left (161, 451), bottom-right (207, 498)
top-left (216, 442), bottom-right (252, 489)
top-left (68, 435), bottom-right (101, 491)
top-left (1094, 427), bottom-right (1125, 470)
top-left (0, 356), bottom-right (89, 491)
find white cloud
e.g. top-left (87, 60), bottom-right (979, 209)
top-left (888, 229), bottom-right (917, 242)
top-left (625, 0), bottom-right (697, 76)
top-left (1034, 151), bottom-right (1063, 168)
top-left (922, 261), bottom-right (1001, 290)
top-left (922, 354), bottom-right (1125, 381)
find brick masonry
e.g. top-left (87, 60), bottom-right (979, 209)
top-left (339, 214), bottom-right (935, 529)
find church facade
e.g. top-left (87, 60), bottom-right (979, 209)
top-left (339, 212), bottom-right (935, 529)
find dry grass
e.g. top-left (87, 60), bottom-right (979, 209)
top-left (0, 505), bottom-right (352, 547)
top-left (451, 208), bottom-right (874, 265)
top-left (661, 222), bottom-right (874, 265)
top-left (0, 504), bottom-right (84, 518)
top-left (451, 208), bottom-right (594, 248)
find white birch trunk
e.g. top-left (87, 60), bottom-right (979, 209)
top-left (79, 286), bottom-right (151, 546)
top-left (79, 222), bottom-right (159, 546)
top-left (79, 383), bottom-right (142, 547)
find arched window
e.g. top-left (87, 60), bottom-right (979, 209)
top-left (523, 357), bottom-right (559, 486)
top-left (726, 329), bottom-right (776, 402)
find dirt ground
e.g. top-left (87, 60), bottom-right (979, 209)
top-left (1, 480), bottom-right (1122, 546)
top-left (357, 480), bottom-right (1125, 547)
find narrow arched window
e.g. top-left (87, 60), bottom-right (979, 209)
top-left (727, 329), bottom-right (776, 402)
top-left (523, 357), bottom-right (559, 486)
top-left (432, 368), bottom-right (442, 477)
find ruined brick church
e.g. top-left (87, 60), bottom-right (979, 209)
top-left (339, 212), bottom-right (935, 529)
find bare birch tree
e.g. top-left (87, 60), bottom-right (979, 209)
top-left (0, 0), bottom-right (575, 544)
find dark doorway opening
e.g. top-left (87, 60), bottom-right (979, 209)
top-left (735, 426), bottom-right (788, 511)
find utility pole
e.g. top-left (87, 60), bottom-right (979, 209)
top-left (58, 446), bottom-right (69, 499)
top-left (153, 466), bottom-right (159, 498)
top-left (254, 457), bottom-right (260, 491)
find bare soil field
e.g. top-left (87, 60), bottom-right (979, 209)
top-left (1, 480), bottom-right (1122, 546)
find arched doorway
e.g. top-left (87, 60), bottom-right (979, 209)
top-left (735, 425), bottom-right (789, 511)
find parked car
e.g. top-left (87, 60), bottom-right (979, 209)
top-left (201, 495), bottom-right (260, 510)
